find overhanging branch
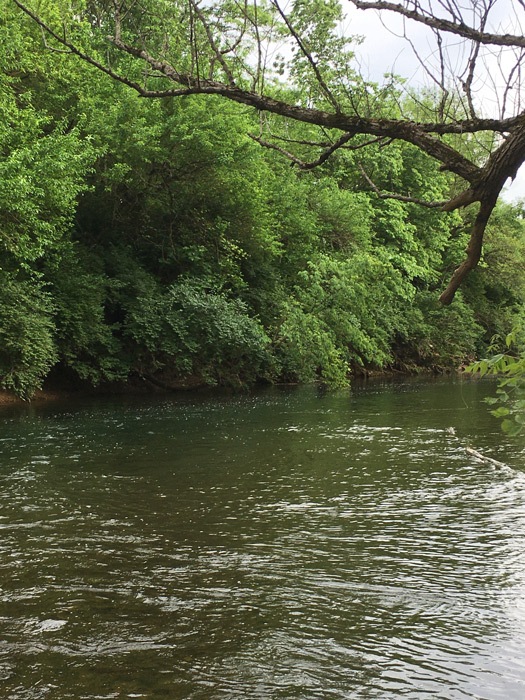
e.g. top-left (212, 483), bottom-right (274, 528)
top-left (349, 1), bottom-right (525, 48)
top-left (10, 0), bottom-right (525, 306)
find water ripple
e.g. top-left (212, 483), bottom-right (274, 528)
top-left (0, 381), bottom-right (524, 698)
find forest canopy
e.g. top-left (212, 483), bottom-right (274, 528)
top-left (2, 0), bottom-right (525, 397)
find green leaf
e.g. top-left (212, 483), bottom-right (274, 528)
top-left (491, 407), bottom-right (510, 418)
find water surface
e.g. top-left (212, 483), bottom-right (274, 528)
top-left (0, 378), bottom-right (524, 699)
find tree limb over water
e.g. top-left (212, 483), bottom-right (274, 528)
top-left (10, 0), bottom-right (525, 303)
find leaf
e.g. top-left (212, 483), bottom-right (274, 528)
top-left (502, 419), bottom-right (523, 437)
top-left (491, 407), bottom-right (510, 418)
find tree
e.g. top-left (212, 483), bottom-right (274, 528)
top-left (9, 0), bottom-right (525, 304)
top-left (0, 4), bottom-right (99, 396)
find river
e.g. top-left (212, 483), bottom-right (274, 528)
top-left (0, 377), bottom-right (524, 699)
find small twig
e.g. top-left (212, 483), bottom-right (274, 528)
top-left (219, 0), bottom-right (248, 56)
top-left (270, 133), bottom-right (388, 151)
top-left (40, 26), bottom-right (71, 53)
top-left (358, 163), bottom-right (448, 208)
top-left (189, 0), bottom-right (237, 86)
top-left (248, 134), bottom-right (311, 167)
top-left (249, 132), bottom-right (386, 169)
top-left (271, 0), bottom-right (341, 113)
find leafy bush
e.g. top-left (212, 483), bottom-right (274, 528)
top-left (0, 272), bottom-right (57, 399)
top-left (274, 251), bottom-right (414, 384)
top-left (48, 249), bottom-right (127, 384)
top-left (122, 277), bottom-right (273, 385)
top-left (276, 300), bottom-right (349, 386)
top-left (467, 326), bottom-right (525, 436)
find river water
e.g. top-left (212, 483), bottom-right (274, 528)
top-left (0, 377), bottom-right (524, 699)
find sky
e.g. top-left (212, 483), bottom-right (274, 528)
top-left (341, 1), bottom-right (525, 203)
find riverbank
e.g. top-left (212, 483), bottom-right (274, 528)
top-left (0, 364), bottom-right (463, 405)
top-left (0, 373), bottom-right (206, 404)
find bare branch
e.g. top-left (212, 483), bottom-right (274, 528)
top-left (263, 130), bottom-right (388, 151)
top-left (458, 1), bottom-right (494, 119)
top-left (349, 1), bottom-right (525, 48)
top-left (271, 0), bottom-right (341, 112)
top-left (359, 164), bottom-right (448, 207)
top-left (248, 134), bottom-right (308, 166)
top-left (300, 133), bottom-right (357, 167)
top-left (499, 49), bottom-right (525, 119)
top-left (39, 25), bottom-right (71, 54)
top-left (251, 0), bottom-right (264, 92)
top-left (460, 40), bottom-right (482, 119)
top-left (250, 132), bottom-right (373, 168)
top-left (219, 0), bottom-right (248, 56)
top-left (188, 0), bottom-right (237, 86)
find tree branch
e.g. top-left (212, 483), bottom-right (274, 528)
top-left (439, 194), bottom-right (498, 304)
top-left (349, 0), bottom-right (525, 48)
top-left (248, 134), bottom-right (311, 166)
top-left (250, 132), bottom-right (382, 169)
top-left (11, 0), bottom-right (525, 307)
top-left (271, 0), bottom-right (341, 112)
top-left (188, 0), bottom-right (237, 86)
top-left (359, 164), bottom-right (448, 207)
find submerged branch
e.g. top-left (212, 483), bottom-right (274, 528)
top-left (465, 446), bottom-right (509, 469)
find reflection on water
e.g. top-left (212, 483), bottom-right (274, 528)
top-left (0, 378), bottom-right (525, 699)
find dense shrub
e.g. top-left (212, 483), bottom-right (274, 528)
top-left (122, 277), bottom-right (273, 385)
top-left (0, 272), bottom-right (57, 399)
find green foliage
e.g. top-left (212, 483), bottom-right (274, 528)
top-left (121, 275), bottom-right (273, 385)
top-left (0, 8), bottom-right (96, 266)
top-left (466, 327), bottom-right (525, 436)
top-left (276, 301), bottom-right (349, 386)
top-left (287, 0), bottom-right (355, 105)
top-left (2, 0), bottom-right (525, 399)
top-left (397, 291), bottom-right (484, 370)
top-left (0, 271), bottom-right (57, 399)
top-left (46, 248), bottom-right (127, 384)
top-left (275, 251), bottom-right (415, 384)
top-left (0, 125), bottom-right (94, 263)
